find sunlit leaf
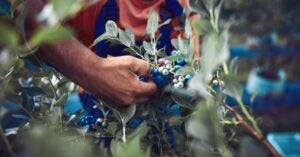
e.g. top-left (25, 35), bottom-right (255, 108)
top-left (184, 18), bottom-right (192, 38)
top-left (164, 55), bottom-right (181, 62)
top-left (52, 93), bottom-right (68, 107)
top-left (193, 19), bottom-right (212, 35)
top-left (89, 33), bottom-right (110, 48)
top-left (50, 0), bottom-right (83, 20)
top-left (143, 41), bottom-right (155, 55)
top-left (29, 25), bottom-right (72, 47)
top-left (145, 10), bottom-right (159, 36)
top-left (106, 20), bottom-right (119, 37)
top-left (111, 122), bottom-right (150, 157)
top-left (118, 29), bottom-right (132, 47)
top-left (0, 22), bottom-right (20, 47)
top-left (158, 18), bottom-right (171, 28)
top-left (176, 66), bottom-right (194, 76)
top-left (222, 75), bottom-right (242, 100)
top-left (125, 28), bottom-right (135, 44)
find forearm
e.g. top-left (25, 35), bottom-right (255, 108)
top-left (38, 38), bottom-right (104, 90)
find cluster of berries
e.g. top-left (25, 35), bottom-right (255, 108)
top-left (79, 115), bottom-right (106, 128)
top-left (140, 51), bottom-right (193, 88)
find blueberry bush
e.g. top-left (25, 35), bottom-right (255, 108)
top-left (0, 0), bottom-right (281, 157)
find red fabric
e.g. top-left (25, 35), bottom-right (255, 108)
top-left (69, 0), bottom-right (107, 47)
top-left (117, 0), bottom-right (165, 40)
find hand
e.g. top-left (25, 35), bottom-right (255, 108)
top-left (84, 56), bottom-right (157, 106)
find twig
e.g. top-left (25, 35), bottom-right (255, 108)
top-left (223, 104), bottom-right (281, 157)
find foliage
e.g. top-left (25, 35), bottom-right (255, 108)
top-left (0, 1), bottom-right (280, 157)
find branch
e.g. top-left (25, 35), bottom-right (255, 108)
top-left (224, 104), bottom-right (281, 157)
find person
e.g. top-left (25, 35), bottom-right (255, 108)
top-left (67, 0), bottom-right (200, 116)
top-left (21, 0), bottom-right (158, 106)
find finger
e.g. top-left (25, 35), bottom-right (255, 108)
top-left (136, 81), bottom-right (157, 96)
top-left (135, 96), bottom-right (150, 104)
top-left (131, 58), bottom-right (151, 76)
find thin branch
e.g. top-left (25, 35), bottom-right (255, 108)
top-left (224, 104), bottom-right (281, 157)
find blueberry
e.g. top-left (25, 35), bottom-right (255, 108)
top-left (158, 67), bottom-right (164, 72)
top-left (174, 65), bottom-right (182, 71)
top-left (150, 69), bottom-right (160, 77)
top-left (164, 60), bottom-right (172, 65)
top-left (177, 82), bottom-right (184, 88)
top-left (176, 58), bottom-right (186, 66)
top-left (158, 58), bottom-right (165, 65)
top-left (163, 74), bottom-right (170, 81)
top-left (178, 76), bottom-right (185, 82)
top-left (154, 75), bottom-right (167, 87)
top-left (165, 64), bottom-right (172, 69)
top-left (79, 115), bottom-right (97, 128)
top-left (185, 74), bottom-right (192, 80)
top-left (162, 69), bottom-right (169, 75)
top-left (171, 50), bottom-right (179, 56)
top-left (139, 75), bottom-right (149, 82)
top-left (173, 78), bottom-right (178, 83)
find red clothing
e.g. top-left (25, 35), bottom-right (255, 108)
top-left (70, 0), bottom-right (191, 46)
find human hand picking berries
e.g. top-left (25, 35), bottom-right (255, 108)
top-left (142, 51), bottom-right (193, 88)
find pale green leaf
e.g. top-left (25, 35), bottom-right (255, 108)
top-left (89, 33), bottom-right (110, 48)
top-left (29, 26), bottom-right (72, 47)
top-left (142, 41), bottom-right (155, 55)
top-left (125, 28), bottom-right (135, 44)
top-left (158, 18), bottom-right (171, 28)
top-left (193, 19), bottom-right (212, 35)
top-left (106, 20), bottom-right (118, 37)
top-left (52, 94), bottom-right (68, 107)
top-left (176, 66), bottom-right (194, 76)
top-left (145, 10), bottom-right (159, 36)
top-left (164, 55), bottom-right (181, 62)
top-left (184, 18), bottom-right (192, 38)
top-left (0, 22), bottom-right (19, 47)
top-left (50, 0), bottom-right (83, 20)
top-left (118, 29), bottom-right (132, 47)
top-left (222, 75), bottom-right (242, 100)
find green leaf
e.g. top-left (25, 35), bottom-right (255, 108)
top-left (50, 0), bottom-right (83, 20)
top-left (109, 105), bottom-right (136, 124)
top-left (184, 18), bottom-right (192, 38)
top-left (105, 20), bottom-right (119, 37)
top-left (111, 122), bottom-right (150, 157)
top-left (222, 75), bottom-right (242, 100)
top-left (202, 0), bottom-right (218, 10)
top-left (142, 41), bottom-right (155, 55)
top-left (89, 33), bottom-right (111, 48)
top-left (0, 22), bottom-right (20, 47)
top-left (145, 10), bottom-right (159, 36)
top-left (176, 66), bottom-right (194, 75)
top-left (125, 28), bottom-right (135, 44)
top-left (29, 26), bottom-right (72, 47)
top-left (164, 55), bottom-right (181, 62)
top-left (193, 19), bottom-right (212, 35)
top-left (157, 48), bottom-right (167, 57)
top-left (158, 18), bottom-right (171, 28)
top-left (200, 30), bottom-right (229, 75)
top-left (118, 29), bottom-right (132, 47)
top-left (214, 0), bottom-right (224, 28)
top-left (52, 94), bottom-right (68, 107)
top-left (106, 122), bottom-right (119, 136)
